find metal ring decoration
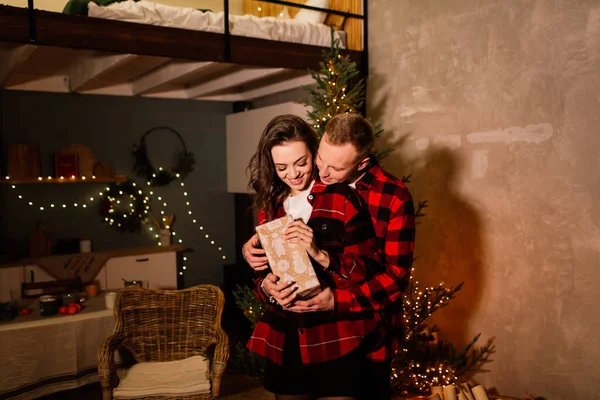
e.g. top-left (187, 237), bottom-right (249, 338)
top-left (132, 126), bottom-right (195, 187)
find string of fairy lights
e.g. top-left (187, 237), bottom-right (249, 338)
top-left (4, 172), bottom-right (227, 277)
top-left (390, 269), bottom-right (460, 390)
top-left (143, 177), bottom-right (227, 259)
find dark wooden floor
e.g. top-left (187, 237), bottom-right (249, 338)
top-left (38, 371), bottom-right (273, 400)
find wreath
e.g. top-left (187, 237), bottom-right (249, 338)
top-left (132, 126), bottom-right (195, 187)
top-left (99, 180), bottom-right (150, 233)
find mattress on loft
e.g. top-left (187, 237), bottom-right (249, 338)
top-left (87, 0), bottom-right (347, 48)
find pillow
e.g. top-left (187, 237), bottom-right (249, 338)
top-left (294, 0), bottom-right (329, 25)
top-left (113, 355), bottom-right (210, 399)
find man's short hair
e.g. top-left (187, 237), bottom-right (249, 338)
top-left (323, 113), bottom-right (375, 159)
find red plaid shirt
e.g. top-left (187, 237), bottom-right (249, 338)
top-left (247, 181), bottom-right (382, 365)
top-left (334, 157), bottom-right (416, 361)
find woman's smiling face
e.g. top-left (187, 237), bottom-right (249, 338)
top-left (271, 140), bottom-right (313, 195)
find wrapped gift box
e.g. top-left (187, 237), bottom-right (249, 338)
top-left (255, 215), bottom-right (321, 299)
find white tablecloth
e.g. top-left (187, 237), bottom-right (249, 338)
top-left (0, 294), bottom-right (117, 400)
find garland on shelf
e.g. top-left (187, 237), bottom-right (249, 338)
top-left (99, 180), bottom-right (150, 233)
top-left (132, 126), bottom-right (195, 187)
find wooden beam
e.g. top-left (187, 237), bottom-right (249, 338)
top-left (132, 61), bottom-right (214, 95)
top-left (5, 75), bottom-right (69, 93)
top-left (0, 44), bottom-right (37, 85)
top-left (78, 83), bottom-right (133, 96)
top-left (192, 93), bottom-right (245, 102)
top-left (240, 74), bottom-right (314, 101)
top-left (142, 89), bottom-right (190, 99)
top-left (196, 74), bottom-right (314, 102)
top-left (187, 67), bottom-right (284, 99)
top-left (69, 53), bottom-right (138, 91)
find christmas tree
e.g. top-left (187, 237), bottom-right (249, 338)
top-left (302, 30), bottom-right (392, 160)
top-left (233, 32), bottom-right (494, 395)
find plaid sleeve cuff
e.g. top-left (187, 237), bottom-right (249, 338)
top-left (327, 251), bottom-right (341, 273)
top-left (253, 276), bottom-right (270, 304)
top-left (327, 252), bottom-right (362, 280)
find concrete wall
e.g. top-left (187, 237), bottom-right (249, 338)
top-left (368, 1), bottom-right (600, 398)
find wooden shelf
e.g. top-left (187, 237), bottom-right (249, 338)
top-left (0, 174), bottom-right (128, 184)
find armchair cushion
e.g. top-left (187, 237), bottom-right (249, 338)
top-left (113, 355), bottom-right (210, 399)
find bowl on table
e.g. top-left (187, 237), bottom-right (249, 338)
top-left (39, 295), bottom-right (60, 316)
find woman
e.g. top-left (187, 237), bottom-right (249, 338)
top-left (245, 114), bottom-right (382, 400)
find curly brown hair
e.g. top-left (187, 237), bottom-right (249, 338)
top-left (247, 114), bottom-right (319, 220)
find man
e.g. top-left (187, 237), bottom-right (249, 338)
top-left (243, 113), bottom-right (416, 400)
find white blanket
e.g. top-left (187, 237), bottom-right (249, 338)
top-left (88, 0), bottom-right (345, 48)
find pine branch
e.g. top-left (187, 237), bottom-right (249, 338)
top-left (416, 200), bottom-right (428, 219)
top-left (233, 284), bottom-right (265, 326)
top-left (231, 342), bottom-right (265, 379)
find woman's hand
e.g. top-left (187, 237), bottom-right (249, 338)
top-left (284, 220), bottom-right (330, 268)
top-left (261, 273), bottom-right (298, 307)
top-left (242, 233), bottom-right (269, 271)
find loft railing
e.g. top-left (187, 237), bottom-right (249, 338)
top-left (14, 0), bottom-right (367, 65)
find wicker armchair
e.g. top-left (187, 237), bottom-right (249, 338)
top-left (98, 285), bottom-right (229, 400)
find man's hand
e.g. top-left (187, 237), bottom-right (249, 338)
top-left (262, 273), bottom-right (298, 307)
top-left (242, 233), bottom-right (269, 271)
top-left (286, 287), bottom-right (334, 312)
